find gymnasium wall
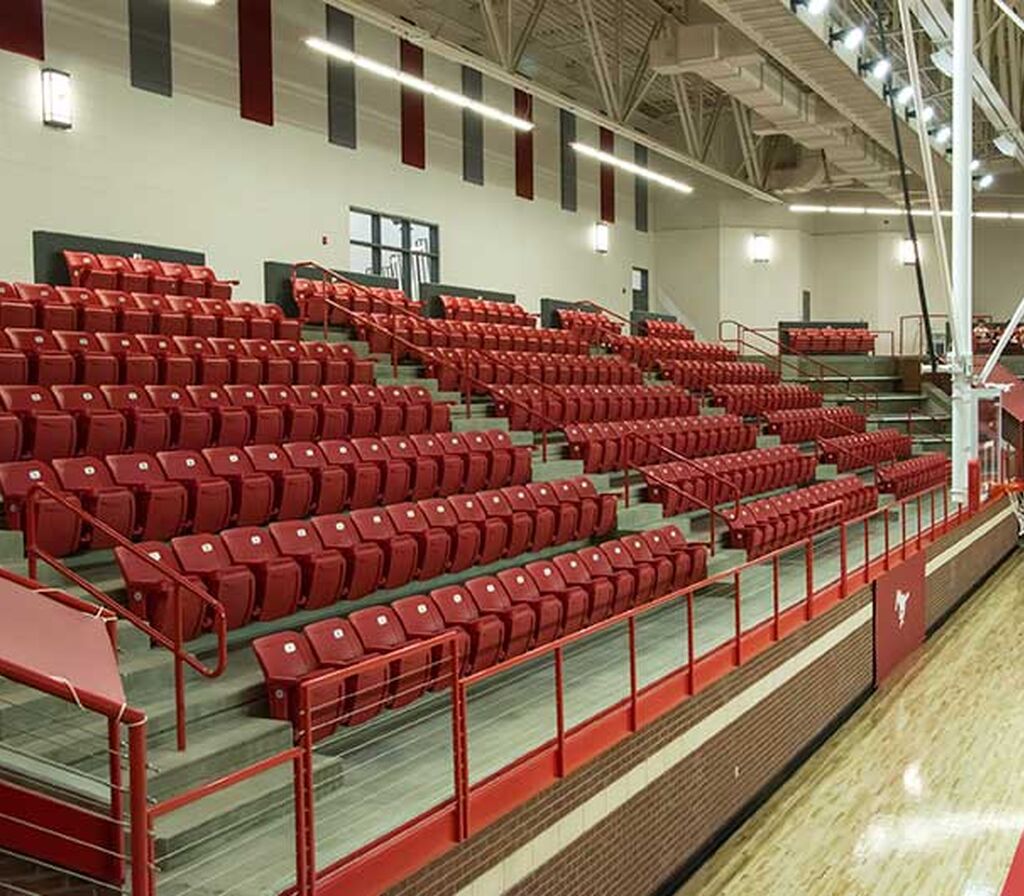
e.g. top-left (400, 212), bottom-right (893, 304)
top-left (0, 1), bottom-right (652, 314)
top-left (387, 497), bottom-right (1018, 896)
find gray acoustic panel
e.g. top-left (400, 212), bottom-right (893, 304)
top-left (33, 231), bottom-right (203, 286)
top-left (327, 6), bottom-right (356, 148)
top-left (560, 110), bottom-right (577, 212)
top-left (128, 0), bottom-right (172, 97)
top-left (462, 67), bottom-right (484, 185)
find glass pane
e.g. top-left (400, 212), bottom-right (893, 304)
top-left (635, 598), bottom-right (688, 689)
top-left (738, 561), bottom-right (773, 632)
top-left (812, 527), bottom-right (843, 593)
top-left (778, 542), bottom-right (808, 612)
top-left (564, 621), bottom-right (630, 728)
top-left (381, 216), bottom-right (404, 248)
top-left (349, 209), bottom-right (372, 243)
top-left (381, 250), bottom-right (405, 289)
top-left (691, 576), bottom-right (737, 657)
top-left (631, 267), bottom-right (646, 293)
top-left (410, 221), bottom-right (432, 253)
top-left (349, 243), bottom-right (374, 276)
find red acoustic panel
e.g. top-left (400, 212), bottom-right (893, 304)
top-left (401, 40), bottom-right (426, 169)
top-left (600, 126), bottom-right (615, 223)
top-left (238, 0), bottom-right (274, 125)
top-left (873, 550), bottom-right (925, 683)
top-left (515, 89), bottom-right (534, 200)
top-left (0, 0), bottom-right (44, 60)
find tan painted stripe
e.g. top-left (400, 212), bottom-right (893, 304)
top-left (457, 604), bottom-right (874, 896)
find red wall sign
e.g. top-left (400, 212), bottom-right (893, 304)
top-left (873, 551), bottom-right (926, 683)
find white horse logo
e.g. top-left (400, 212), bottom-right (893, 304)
top-left (895, 589), bottom-right (911, 629)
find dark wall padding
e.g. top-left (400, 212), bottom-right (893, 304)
top-left (128, 0), bottom-right (173, 97)
top-left (327, 6), bottom-right (357, 148)
top-left (263, 261), bottom-right (397, 318)
top-left (778, 320), bottom-right (867, 330)
top-left (32, 231), bottom-right (205, 287)
top-left (420, 283), bottom-right (516, 318)
top-left (238, 0), bottom-right (274, 126)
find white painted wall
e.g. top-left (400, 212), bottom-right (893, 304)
top-left (0, 0), bottom-right (652, 316)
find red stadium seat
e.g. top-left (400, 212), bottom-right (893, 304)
top-left (105, 453), bottom-right (188, 541)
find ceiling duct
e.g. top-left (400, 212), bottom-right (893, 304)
top-left (652, 22), bottom-right (902, 198)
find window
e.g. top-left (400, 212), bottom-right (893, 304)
top-left (349, 208), bottom-right (440, 298)
top-left (631, 266), bottom-right (649, 312)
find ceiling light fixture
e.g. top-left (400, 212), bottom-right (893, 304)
top-left (994, 132), bottom-right (1018, 157)
top-left (570, 142), bottom-right (694, 194)
top-left (791, 0), bottom-right (829, 13)
top-left (789, 203), bottom-right (1024, 221)
top-left (934, 125), bottom-right (952, 145)
top-left (971, 158), bottom-right (982, 172)
top-left (930, 46), bottom-right (953, 77)
top-left (828, 26), bottom-right (865, 51)
top-left (977, 173), bottom-right (995, 190)
top-left (895, 85), bottom-right (914, 106)
top-left (304, 36), bottom-right (534, 131)
top-left (860, 57), bottom-right (891, 80)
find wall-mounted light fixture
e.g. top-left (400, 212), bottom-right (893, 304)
top-left (828, 26), bottom-right (865, 51)
top-left (790, 0), bottom-right (829, 14)
top-left (748, 234), bottom-right (773, 264)
top-left (41, 68), bottom-right (72, 129)
top-left (593, 222), bottom-right (610, 254)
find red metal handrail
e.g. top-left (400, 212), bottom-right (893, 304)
top-left (24, 482), bottom-right (228, 752)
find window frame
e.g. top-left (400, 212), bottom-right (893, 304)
top-left (349, 207), bottom-right (440, 297)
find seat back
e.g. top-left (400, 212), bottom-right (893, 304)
top-left (221, 526), bottom-right (280, 564)
top-left (349, 606), bottom-right (408, 651)
top-left (304, 617), bottom-right (366, 665)
top-left (105, 453), bottom-right (167, 488)
top-left (171, 533), bottom-right (232, 574)
top-left (52, 456), bottom-right (117, 490)
top-left (51, 385), bottom-right (112, 414)
top-left (429, 585), bottom-right (480, 626)
top-left (157, 449), bottom-right (213, 482)
top-left (392, 594), bottom-right (447, 638)
top-left (252, 632), bottom-right (319, 681)
top-left (269, 519), bottom-right (328, 557)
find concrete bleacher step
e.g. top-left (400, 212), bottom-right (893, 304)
top-left (0, 851), bottom-right (114, 896)
top-left (152, 749), bottom-right (345, 873)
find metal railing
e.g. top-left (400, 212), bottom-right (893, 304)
top-left (23, 483), bottom-right (228, 751)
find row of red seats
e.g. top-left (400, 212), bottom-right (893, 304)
top-left (426, 349), bottom-right (642, 392)
top-left (660, 360), bottom-right (778, 389)
top-left (63, 251), bottom-right (235, 299)
top-left (0, 283), bottom-right (296, 340)
top-left (0, 383), bottom-right (451, 462)
top-left (639, 320), bottom-right (694, 341)
top-left (642, 446), bottom-right (817, 516)
top-left (116, 476), bottom-right (612, 641)
top-left (817, 429), bottom-right (913, 472)
top-left (762, 407), bottom-right (866, 443)
top-left (565, 416), bottom-right (759, 473)
top-left (440, 295), bottom-right (534, 327)
top-left (0, 329), bottom-right (370, 388)
top-left (252, 525), bottom-right (706, 735)
top-left (726, 478), bottom-right (878, 558)
top-left (876, 453), bottom-right (949, 498)
top-left (556, 309), bottom-right (622, 341)
top-left (292, 279), bottom-right (421, 323)
top-left (785, 328), bottom-right (876, 354)
top-left (610, 337), bottom-right (735, 368)
top-left (491, 384), bottom-right (699, 431)
top-left (709, 384), bottom-right (822, 416)
top-left (3, 429), bottom-right (528, 555)
top-left (359, 315), bottom-right (588, 358)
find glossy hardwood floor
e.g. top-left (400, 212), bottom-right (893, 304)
top-left (678, 547), bottom-right (1024, 896)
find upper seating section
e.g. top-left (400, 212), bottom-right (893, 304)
top-left (0, 383), bottom-right (451, 464)
top-left (642, 445), bottom-right (817, 516)
top-left (613, 337), bottom-right (735, 367)
top-left (726, 477), bottom-right (878, 558)
top-left (425, 350), bottom-right (641, 392)
top-left (4, 428), bottom-right (521, 556)
top-left (359, 315), bottom-right (588, 357)
top-left (252, 523), bottom-right (706, 736)
top-left (638, 319), bottom-right (694, 341)
top-left (876, 453), bottom-right (949, 498)
top-left (62, 251), bottom-right (236, 300)
top-left (763, 407), bottom-right (866, 443)
top-left (120, 475), bottom-right (617, 641)
top-left (439, 295), bottom-right (534, 327)
top-left (784, 328), bottom-right (876, 354)
top-left (492, 384), bottom-right (699, 431)
top-left (0, 330), bottom-right (372, 387)
top-left (292, 278), bottom-right (422, 323)
top-left (817, 429), bottom-right (913, 472)
top-left (660, 360), bottom-right (778, 389)
top-left (709, 384), bottom-right (822, 416)
top-left (0, 281), bottom-right (299, 341)
top-left (555, 309), bottom-right (622, 341)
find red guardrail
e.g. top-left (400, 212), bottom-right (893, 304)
top-left (24, 482), bottom-right (227, 752)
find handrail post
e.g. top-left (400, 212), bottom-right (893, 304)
top-left (554, 646), bottom-right (566, 777)
top-left (684, 591), bottom-right (696, 698)
top-left (174, 589), bottom-right (186, 751)
top-left (297, 685), bottom-right (318, 880)
top-left (108, 717), bottom-right (124, 866)
top-left (627, 616), bottom-right (638, 731)
top-left (25, 486), bottom-right (38, 580)
top-left (293, 749), bottom-right (312, 896)
top-left (772, 554), bottom-right (780, 641)
top-left (449, 643), bottom-right (469, 841)
top-left (839, 523), bottom-right (847, 598)
top-left (805, 540), bottom-right (814, 619)
top-left (733, 570), bottom-right (742, 665)
top-left (128, 719), bottom-right (151, 896)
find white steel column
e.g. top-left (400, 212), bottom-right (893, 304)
top-left (951, 0), bottom-right (976, 503)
